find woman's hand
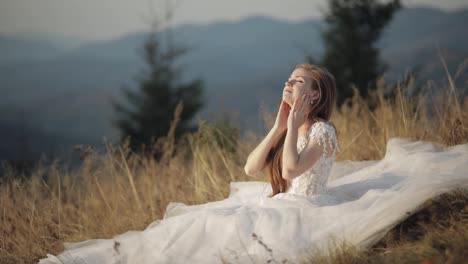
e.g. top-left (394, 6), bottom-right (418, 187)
top-left (273, 100), bottom-right (290, 132)
top-left (287, 94), bottom-right (312, 130)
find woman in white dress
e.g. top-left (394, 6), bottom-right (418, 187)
top-left (39, 64), bottom-right (468, 263)
top-left (244, 63), bottom-right (339, 200)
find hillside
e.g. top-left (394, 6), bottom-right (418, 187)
top-left (0, 7), bottom-right (467, 160)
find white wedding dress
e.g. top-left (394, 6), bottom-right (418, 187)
top-left (39, 121), bottom-right (468, 264)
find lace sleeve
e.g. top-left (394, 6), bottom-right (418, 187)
top-left (309, 122), bottom-right (339, 159)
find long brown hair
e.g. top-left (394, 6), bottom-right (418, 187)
top-left (265, 63), bottom-right (337, 196)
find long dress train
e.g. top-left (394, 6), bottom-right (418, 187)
top-left (39, 121), bottom-right (468, 263)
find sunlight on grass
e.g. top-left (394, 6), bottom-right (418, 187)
top-left (1, 61), bottom-right (467, 263)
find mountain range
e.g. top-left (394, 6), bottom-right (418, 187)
top-left (0, 6), bottom-right (467, 161)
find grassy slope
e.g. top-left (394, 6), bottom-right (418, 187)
top-left (307, 190), bottom-right (467, 264)
top-left (1, 65), bottom-right (467, 263)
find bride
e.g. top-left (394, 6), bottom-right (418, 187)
top-left (40, 64), bottom-right (468, 263)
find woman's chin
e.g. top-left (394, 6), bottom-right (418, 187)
top-left (282, 96), bottom-right (293, 106)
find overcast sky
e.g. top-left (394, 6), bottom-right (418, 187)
top-left (1, 0), bottom-right (467, 41)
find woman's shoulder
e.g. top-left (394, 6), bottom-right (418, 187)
top-left (309, 119), bottom-right (338, 145)
top-left (311, 118), bottom-right (336, 134)
top-left (310, 119), bottom-right (339, 153)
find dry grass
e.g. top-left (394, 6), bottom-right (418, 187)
top-left (1, 60), bottom-right (467, 263)
top-left (303, 189), bottom-right (468, 264)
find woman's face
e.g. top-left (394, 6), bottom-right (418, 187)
top-left (282, 68), bottom-right (319, 107)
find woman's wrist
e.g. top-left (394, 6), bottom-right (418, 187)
top-left (287, 119), bottom-right (299, 131)
top-left (286, 124), bottom-right (299, 136)
top-left (271, 124), bottom-right (285, 135)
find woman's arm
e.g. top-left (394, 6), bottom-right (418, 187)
top-left (244, 126), bottom-right (283, 177)
top-left (282, 93), bottom-right (327, 180)
top-left (282, 131), bottom-right (324, 180)
top-left (244, 100), bottom-right (290, 177)
top-left (282, 125), bottom-right (300, 177)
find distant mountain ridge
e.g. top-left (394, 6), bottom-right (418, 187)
top-left (0, 32), bottom-right (86, 63)
top-left (0, 7), bottom-right (466, 160)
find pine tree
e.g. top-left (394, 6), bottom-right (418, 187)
top-left (113, 25), bottom-right (203, 154)
top-left (319, 0), bottom-right (401, 106)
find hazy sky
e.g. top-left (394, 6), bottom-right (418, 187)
top-left (1, 0), bottom-right (467, 41)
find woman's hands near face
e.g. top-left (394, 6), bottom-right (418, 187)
top-left (273, 100), bottom-right (290, 132)
top-left (288, 93), bottom-right (312, 130)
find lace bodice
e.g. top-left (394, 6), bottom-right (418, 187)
top-left (284, 120), bottom-right (339, 196)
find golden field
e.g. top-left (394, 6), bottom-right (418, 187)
top-left (1, 62), bottom-right (467, 263)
